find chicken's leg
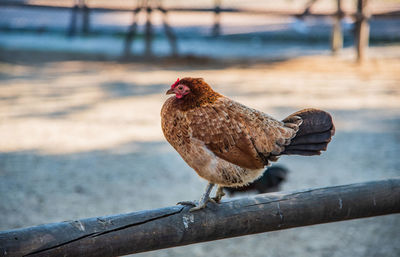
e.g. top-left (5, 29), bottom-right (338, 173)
top-left (178, 183), bottom-right (215, 212)
top-left (212, 185), bottom-right (225, 203)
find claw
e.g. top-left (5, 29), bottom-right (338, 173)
top-left (209, 198), bottom-right (217, 204)
top-left (189, 198), bottom-right (213, 212)
top-left (177, 198), bottom-right (215, 212)
top-left (212, 186), bottom-right (226, 203)
top-left (177, 183), bottom-right (217, 212)
top-left (211, 196), bottom-right (222, 203)
top-left (177, 201), bottom-right (197, 207)
top-left (189, 203), bottom-right (207, 212)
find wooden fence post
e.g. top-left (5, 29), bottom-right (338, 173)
top-left (159, 6), bottom-right (178, 56)
top-left (81, 0), bottom-right (90, 35)
top-left (212, 0), bottom-right (221, 36)
top-left (355, 0), bottom-right (370, 62)
top-left (144, 1), bottom-right (153, 57)
top-left (331, 0), bottom-right (343, 54)
top-left (67, 2), bottom-right (79, 37)
top-left (123, 6), bottom-right (142, 57)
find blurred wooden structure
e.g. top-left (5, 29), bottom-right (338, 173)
top-left (354, 0), bottom-right (370, 62)
top-left (331, 0), bottom-right (344, 54)
top-left (0, 0), bottom-right (397, 60)
top-left (1, 178), bottom-right (399, 257)
top-left (67, 0), bottom-right (89, 36)
top-left (121, 0), bottom-right (177, 57)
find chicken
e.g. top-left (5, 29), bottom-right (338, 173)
top-left (161, 77), bottom-right (335, 211)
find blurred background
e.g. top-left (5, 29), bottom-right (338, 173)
top-left (0, 0), bottom-right (399, 256)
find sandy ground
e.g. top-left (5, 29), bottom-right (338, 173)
top-left (0, 53), bottom-right (400, 256)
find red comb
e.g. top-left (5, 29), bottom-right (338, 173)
top-left (171, 78), bottom-right (180, 88)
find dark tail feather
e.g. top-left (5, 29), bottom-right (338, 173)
top-left (282, 108), bottom-right (335, 156)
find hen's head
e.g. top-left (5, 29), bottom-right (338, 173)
top-left (166, 77), bottom-right (220, 102)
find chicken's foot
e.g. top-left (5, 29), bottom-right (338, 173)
top-left (178, 183), bottom-right (215, 212)
top-left (212, 185), bottom-right (225, 203)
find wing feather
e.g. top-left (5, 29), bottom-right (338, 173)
top-left (187, 97), bottom-right (297, 169)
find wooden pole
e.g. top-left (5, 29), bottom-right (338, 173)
top-left (212, 0), bottom-right (221, 36)
top-left (158, 6), bottom-right (178, 56)
top-left (81, 0), bottom-right (90, 35)
top-left (144, 0), bottom-right (153, 57)
top-left (355, 0), bottom-right (370, 62)
top-left (67, 2), bottom-right (79, 37)
top-left (123, 6), bottom-right (142, 57)
top-left (331, 0), bottom-right (343, 54)
top-left (1, 178), bottom-right (399, 257)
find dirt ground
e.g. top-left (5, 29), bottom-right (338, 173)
top-left (0, 52), bottom-right (399, 256)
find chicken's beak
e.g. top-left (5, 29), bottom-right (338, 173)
top-left (166, 88), bottom-right (174, 95)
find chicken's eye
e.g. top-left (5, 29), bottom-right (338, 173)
top-left (178, 85), bottom-right (183, 90)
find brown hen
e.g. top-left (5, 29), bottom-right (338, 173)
top-left (161, 77), bottom-right (335, 211)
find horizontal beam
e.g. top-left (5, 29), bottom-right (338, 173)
top-left (1, 1), bottom-right (399, 19)
top-left (0, 178), bottom-right (399, 257)
top-left (0, 1), bottom-right (140, 13)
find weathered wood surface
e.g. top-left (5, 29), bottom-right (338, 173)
top-left (1, 178), bottom-right (399, 257)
